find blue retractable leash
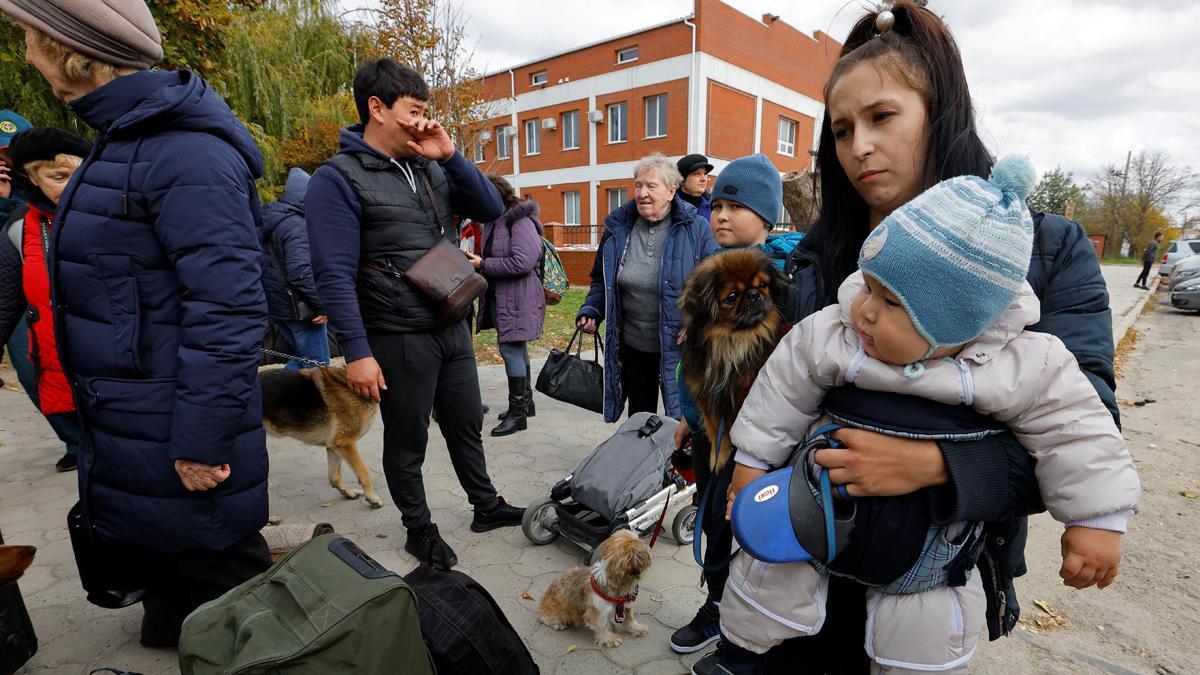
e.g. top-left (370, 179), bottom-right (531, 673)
top-left (694, 423), bottom-right (846, 569)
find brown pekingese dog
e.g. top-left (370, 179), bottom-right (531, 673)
top-left (536, 530), bottom-right (652, 648)
top-left (679, 248), bottom-right (790, 472)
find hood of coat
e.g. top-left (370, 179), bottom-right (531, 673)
top-left (837, 270), bottom-right (1042, 364)
top-left (70, 69), bottom-right (263, 179)
top-left (495, 199), bottom-right (542, 234)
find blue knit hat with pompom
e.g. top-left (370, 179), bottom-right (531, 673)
top-left (857, 155), bottom-right (1037, 356)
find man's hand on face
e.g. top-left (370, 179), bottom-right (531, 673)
top-left (397, 118), bottom-right (455, 161)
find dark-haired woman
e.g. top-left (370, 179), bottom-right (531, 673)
top-left (691, 2), bottom-right (1117, 674)
top-left (468, 175), bottom-right (546, 436)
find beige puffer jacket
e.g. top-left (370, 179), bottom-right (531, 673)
top-left (731, 271), bottom-right (1141, 526)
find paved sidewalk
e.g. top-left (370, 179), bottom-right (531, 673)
top-left (0, 265), bottom-right (1149, 674)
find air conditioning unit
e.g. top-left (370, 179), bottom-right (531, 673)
top-left (587, 110), bottom-right (604, 124)
top-left (541, 118), bottom-right (557, 131)
top-left (478, 130), bottom-right (492, 142)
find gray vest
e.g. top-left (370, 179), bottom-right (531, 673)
top-left (324, 152), bottom-right (455, 333)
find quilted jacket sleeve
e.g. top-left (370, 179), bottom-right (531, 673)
top-left (278, 213), bottom-right (324, 312)
top-left (146, 138), bottom-right (267, 466)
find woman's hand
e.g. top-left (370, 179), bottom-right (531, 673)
top-left (577, 316), bottom-right (597, 334)
top-left (175, 460), bottom-right (231, 491)
top-left (726, 463), bottom-right (768, 520)
top-left (812, 428), bottom-right (949, 497)
top-left (465, 251), bottom-right (482, 270)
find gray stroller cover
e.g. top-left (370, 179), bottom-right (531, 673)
top-left (569, 412), bottom-right (678, 521)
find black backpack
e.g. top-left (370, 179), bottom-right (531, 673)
top-left (403, 566), bottom-right (540, 675)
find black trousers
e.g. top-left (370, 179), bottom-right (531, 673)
top-left (1136, 260), bottom-right (1153, 286)
top-left (691, 432), bottom-right (734, 603)
top-left (370, 321), bottom-right (500, 530)
top-left (620, 341), bottom-right (661, 417)
top-left (141, 532), bottom-right (272, 634)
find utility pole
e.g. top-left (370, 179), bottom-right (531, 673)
top-left (1119, 150), bottom-right (1132, 256)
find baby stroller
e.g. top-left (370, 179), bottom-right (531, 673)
top-left (521, 413), bottom-right (698, 563)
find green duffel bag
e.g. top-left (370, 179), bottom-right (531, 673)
top-left (178, 534), bottom-right (434, 674)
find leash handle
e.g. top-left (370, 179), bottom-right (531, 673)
top-left (261, 347), bottom-right (330, 369)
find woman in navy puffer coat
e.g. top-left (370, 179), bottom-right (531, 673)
top-left (32, 48), bottom-right (271, 648)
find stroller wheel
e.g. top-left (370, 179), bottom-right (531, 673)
top-left (521, 499), bottom-right (559, 545)
top-left (585, 544), bottom-right (602, 566)
top-left (672, 505), bottom-right (697, 544)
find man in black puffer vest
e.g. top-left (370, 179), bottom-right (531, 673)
top-left (307, 60), bottom-right (525, 569)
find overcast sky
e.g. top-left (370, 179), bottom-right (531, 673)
top-left (341, 0), bottom-right (1199, 209)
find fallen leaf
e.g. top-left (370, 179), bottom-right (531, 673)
top-left (376, 533), bottom-right (388, 539)
top-left (521, 591), bottom-right (534, 601)
top-left (1180, 491), bottom-right (1200, 500)
top-left (1033, 599), bottom-right (1058, 616)
top-left (320, 501), bottom-right (334, 508)
top-left (267, 516), bottom-right (283, 525)
top-left (565, 644), bottom-right (576, 653)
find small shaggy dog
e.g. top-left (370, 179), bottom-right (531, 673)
top-left (678, 248), bottom-right (790, 471)
top-left (537, 530), bottom-right (652, 647)
top-left (259, 366), bottom-right (383, 508)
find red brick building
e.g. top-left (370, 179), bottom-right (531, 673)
top-left (467, 0), bottom-right (841, 281)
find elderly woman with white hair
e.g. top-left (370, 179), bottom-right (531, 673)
top-left (577, 152), bottom-right (718, 422)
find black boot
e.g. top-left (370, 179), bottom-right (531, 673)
top-left (490, 377), bottom-right (528, 436)
top-left (499, 367), bottom-right (535, 420)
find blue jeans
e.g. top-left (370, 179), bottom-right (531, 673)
top-left (6, 318), bottom-right (81, 457)
top-left (273, 319), bottom-right (330, 369)
top-left (498, 341), bottom-right (529, 378)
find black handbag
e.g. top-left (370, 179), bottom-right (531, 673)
top-left (67, 502), bottom-right (152, 609)
top-left (535, 327), bottom-right (604, 414)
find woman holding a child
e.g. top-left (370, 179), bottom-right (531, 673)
top-left (686, 2), bottom-right (1128, 674)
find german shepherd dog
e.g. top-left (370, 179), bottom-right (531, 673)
top-left (678, 248), bottom-right (790, 472)
top-left (259, 366), bottom-right (383, 508)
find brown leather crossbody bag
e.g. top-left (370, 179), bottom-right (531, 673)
top-left (402, 168), bottom-right (487, 320)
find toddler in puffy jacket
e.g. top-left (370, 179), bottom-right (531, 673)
top-left (716, 157), bottom-right (1140, 673)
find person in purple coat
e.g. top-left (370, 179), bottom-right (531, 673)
top-left (467, 175), bottom-right (546, 437)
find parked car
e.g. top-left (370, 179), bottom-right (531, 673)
top-left (1158, 239), bottom-right (1200, 277)
top-left (1168, 254), bottom-right (1200, 292)
top-left (1169, 276), bottom-right (1200, 312)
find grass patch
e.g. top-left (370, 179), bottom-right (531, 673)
top-left (1102, 256), bottom-right (1140, 265)
top-left (1113, 327), bottom-right (1139, 380)
top-left (473, 287), bottom-right (590, 364)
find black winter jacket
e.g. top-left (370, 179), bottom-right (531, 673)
top-left (261, 192), bottom-right (323, 321)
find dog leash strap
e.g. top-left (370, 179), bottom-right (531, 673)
top-left (261, 348), bottom-right (330, 369)
top-left (648, 489), bottom-right (671, 549)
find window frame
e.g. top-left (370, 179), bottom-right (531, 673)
top-left (607, 102), bottom-right (628, 144)
top-left (495, 126), bottom-right (511, 160)
top-left (777, 117), bottom-right (798, 157)
top-left (644, 94), bottom-right (667, 139)
top-left (561, 110), bottom-right (580, 151)
top-left (531, 70), bottom-right (547, 86)
top-left (607, 187), bottom-right (628, 214)
top-left (472, 139), bottom-right (485, 163)
top-left (524, 119), bottom-right (540, 156)
top-left (616, 46), bottom-right (639, 64)
top-left (564, 191), bottom-right (582, 226)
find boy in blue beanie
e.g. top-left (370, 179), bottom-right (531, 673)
top-left (694, 158), bottom-right (1140, 674)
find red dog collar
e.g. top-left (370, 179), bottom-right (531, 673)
top-left (590, 575), bottom-right (638, 623)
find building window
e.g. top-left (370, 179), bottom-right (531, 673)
top-left (531, 70), bottom-right (547, 86)
top-left (524, 119), bottom-right (540, 155)
top-left (777, 117), bottom-right (798, 156)
top-left (616, 46), bottom-right (639, 64)
top-left (607, 188), bottom-right (628, 214)
top-left (607, 102), bottom-right (628, 143)
top-left (564, 191), bottom-right (581, 226)
top-left (472, 139), bottom-right (484, 163)
top-left (496, 126), bottom-right (511, 160)
top-left (562, 111), bottom-right (580, 150)
top-left (645, 94), bottom-right (667, 138)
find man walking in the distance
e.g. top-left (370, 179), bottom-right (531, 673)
top-left (1135, 231), bottom-right (1162, 290)
top-left (306, 60), bottom-right (524, 569)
